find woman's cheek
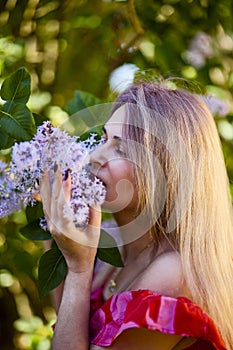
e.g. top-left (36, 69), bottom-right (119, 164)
top-left (102, 162), bottom-right (136, 211)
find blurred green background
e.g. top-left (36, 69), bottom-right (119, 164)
top-left (0, 0), bottom-right (233, 349)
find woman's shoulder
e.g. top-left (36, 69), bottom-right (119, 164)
top-left (131, 250), bottom-right (189, 298)
top-left (93, 248), bottom-right (189, 299)
top-left (91, 248), bottom-right (225, 349)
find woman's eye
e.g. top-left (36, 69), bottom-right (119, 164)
top-left (115, 145), bottom-right (126, 156)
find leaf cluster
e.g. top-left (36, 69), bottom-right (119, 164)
top-left (0, 67), bottom-right (36, 149)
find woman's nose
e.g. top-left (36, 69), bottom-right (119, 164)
top-left (89, 142), bottom-right (107, 166)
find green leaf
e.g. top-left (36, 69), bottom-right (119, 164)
top-left (0, 127), bottom-right (15, 149)
top-left (32, 112), bottom-right (48, 127)
top-left (0, 102), bottom-right (36, 140)
top-left (25, 202), bottom-right (44, 223)
top-left (97, 230), bottom-right (124, 267)
top-left (38, 247), bottom-right (67, 298)
top-left (66, 90), bottom-right (101, 115)
top-left (20, 219), bottom-right (52, 241)
top-left (0, 67), bottom-right (31, 104)
top-left (65, 90), bottom-right (101, 127)
top-left (79, 125), bottom-right (104, 141)
top-left (97, 247), bottom-right (124, 267)
top-left (20, 202), bottom-right (51, 240)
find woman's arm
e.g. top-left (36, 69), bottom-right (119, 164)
top-left (52, 270), bottom-right (93, 350)
top-left (40, 169), bottom-right (101, 349)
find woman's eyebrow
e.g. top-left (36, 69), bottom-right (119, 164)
top-left (113, 135), bottom-right (122, 141)
top-left (102, 126), bottom-right (122, 141)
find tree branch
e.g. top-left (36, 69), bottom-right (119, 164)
top-left (110, 0), bottom-right (144, 70)
top-left (127, 0), bottom-right (144, 36)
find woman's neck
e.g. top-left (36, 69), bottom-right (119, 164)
top-left (113, 210), bottom-right (173, 265)
top-left (113, 210), bottom-right (151, 262)
top-left (122, 232), bottom-right (155, 264)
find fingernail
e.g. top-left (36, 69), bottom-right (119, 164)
top-left (63, 169), bottom-right (70, 181)
top-left (54, 163), bottom-right (58, 172)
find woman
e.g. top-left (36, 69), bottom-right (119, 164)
top-left (40, 82), bottom-right (233, 349)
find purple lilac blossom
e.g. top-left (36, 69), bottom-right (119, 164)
top-left (185, 32), bottom-right (213, 69)
top-left (0, 160), bottom-right (22, 217)
top-left (198, 95), bottom-right (230, 117)
top-left (0, 122), bottom-right (106, 228)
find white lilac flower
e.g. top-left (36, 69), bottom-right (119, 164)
top-left (0, 121), bottom-right (106, 228)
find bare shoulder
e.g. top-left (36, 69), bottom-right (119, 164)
top-left (131, 250), bottom-right (189, 298)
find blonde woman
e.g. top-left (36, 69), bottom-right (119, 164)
top-left (40, 82), bottom-right (233, 349)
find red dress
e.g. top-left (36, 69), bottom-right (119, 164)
top-left (90, 288), bottom-right (226, 349)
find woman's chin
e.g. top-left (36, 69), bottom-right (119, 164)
top-left (101, 199), bottom-right (129, 214)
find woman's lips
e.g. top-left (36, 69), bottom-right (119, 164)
top-left (90, 170), bottom-right (106, 187)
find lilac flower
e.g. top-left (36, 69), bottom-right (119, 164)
top-left (0, 160), bottom-right (7, 172)
top-left (82, 133), bottom-right (101, 152)
top-left (33, 121), bottom-right (89, 174)
top-left (185, 32), bottom-right (214, 68)
top-left (62, 169), bottom-right (106, 228)
top-left (0, 162), bottom-right (22, 217)
top-left (0, 122), bottom-right (106, 228)
top-left (10, 141), bottom-right (41, 206)
top-left (39, 217), bottom-right (48, 231)
top-left (198, 95), bottom-right (230, 117)
top-left (63, 199), bottom-right (90, 228)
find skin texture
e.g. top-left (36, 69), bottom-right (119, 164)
top-left (40, 109), bottom-right (192, 350)
top-left (90, 109), bottom-right (138, 216)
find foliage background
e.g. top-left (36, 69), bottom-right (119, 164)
top-left (0, 0), bottom-right (233, 349)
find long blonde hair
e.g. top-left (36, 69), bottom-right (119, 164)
top-left (114, 82), bottom-right (233, 349)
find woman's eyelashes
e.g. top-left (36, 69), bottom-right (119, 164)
top-left (115, 142), bottom-right (126, 156)
top-left (100, 135), bottom-right (126, 156)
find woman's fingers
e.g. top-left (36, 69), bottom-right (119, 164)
top-left (40, 168), bottom-right (101, 249)
top-left (89, 205), bottom-right (102, 229)
top-left (40, 170), bottom-right (51, 221)
top-left (85, 205), bottom-right (102, 247)
top-left (50, 169), bottom-right (72, 235)
top-left (62, 170), bottom-right (72, 202)
top-left (51, 168), bottom-right (62, 221)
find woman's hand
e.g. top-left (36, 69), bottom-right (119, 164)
top-left (39, 169), bottom-right (101, 273)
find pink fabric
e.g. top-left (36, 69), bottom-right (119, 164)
top-left (90, 289), bottom-right (226, 349)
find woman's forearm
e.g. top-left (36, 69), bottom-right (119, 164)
top-left (51, 269), bottom-right (94, 350)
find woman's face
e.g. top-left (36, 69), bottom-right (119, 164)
top-left (90, 106), bottom-right (137, 213)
